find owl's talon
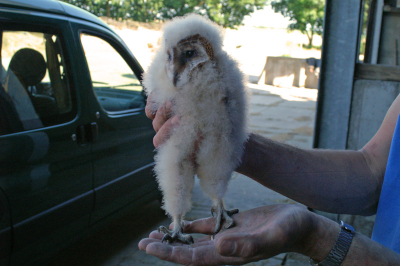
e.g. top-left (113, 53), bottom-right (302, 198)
top-left (158, 226), bottom-right (172, 235)
top-left (214, 205), bottom-right (239, 235)
top-left (211, 206), bottom-right (216, 217)
top-left (226, 209), bottom-right (239, 216)
top-left (162, 233), bottom-right (173, 243)
top-left (159, 228), bottom-right (194, 245)
top-left (224, 219), bottom-right (235, 229)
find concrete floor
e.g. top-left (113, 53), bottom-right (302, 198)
top-left (46, 82), bottom-right (319, 266)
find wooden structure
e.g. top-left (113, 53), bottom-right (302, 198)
top-left (314, 0), bottom-right (400, 151)
top-left (259, 56), bottom-right (319, 89)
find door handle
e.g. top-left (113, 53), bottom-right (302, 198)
top-left (75, 122), bottom-right (98, 145)
top-left (90, 122), bottom-right (98, 142)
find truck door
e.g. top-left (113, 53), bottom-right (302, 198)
top-left (72, 23), bottom-right (157, 223)
top-left (0, 17), bottom-right (94, 265)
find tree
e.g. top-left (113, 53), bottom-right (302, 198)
top-left (269, 0), bottom-right (324, 47)
top-left (156, 0), bottom-right (199, 20)
top-left (201, 0), bottom-right (266, 29)
top-left (59, 0), bottom-right (267, 29)
top-left (59, 0), bottom-right (163, 21)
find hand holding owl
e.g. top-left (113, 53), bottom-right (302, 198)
top-left (139, 204), bottom-right (337, 266)
top-left (145, 93), bottom-right (177, 148)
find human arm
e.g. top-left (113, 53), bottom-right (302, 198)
top-left (236, 94), bottom-right (400, 215)
top-left (236, 134), bottom-right (380, 215)
top-left (139, 204), bottom-right (400, 266)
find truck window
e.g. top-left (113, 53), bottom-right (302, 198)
top-left (80, 33), bottom-right (145, 113)
top-left (0, 30), bottom-right (75, 135)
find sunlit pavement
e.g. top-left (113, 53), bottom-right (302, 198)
top-left (46, 82), bottom-right (317, 266)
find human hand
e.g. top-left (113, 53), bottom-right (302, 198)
top-left (145, 93), bottom-right (179, 148)
top-left (139, 204), bottom-right (337, 266)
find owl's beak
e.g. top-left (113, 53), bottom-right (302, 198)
top-left (188, 57), bottom-right (209, 77)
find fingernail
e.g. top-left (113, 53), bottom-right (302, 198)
top-left (171, 116), bottom-right (179, 125)
top-left (219, 240), bottom-right (237, 256)
top-left (183, 220), bottom-right (191, 229)
top-left (166, 100), bottom-right (172, 109)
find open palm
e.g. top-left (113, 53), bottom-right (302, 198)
top-left (139, 204), bottom-right (325, 266)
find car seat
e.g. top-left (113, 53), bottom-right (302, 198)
top-left (8, 48), bottom-right (58, 118)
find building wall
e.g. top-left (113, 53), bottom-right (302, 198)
top-left (347, 79), bottom-right (400, 150)
top-left (263, 56), bottom-right (319, 89)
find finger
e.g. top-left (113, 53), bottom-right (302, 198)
top-left (195, 235), bottom-right (213, 243)
top-left (138, 238), bottom-right (160, 251)
top-left (153, 115), bottom-right (179, 148)
top-left (145, 92), bottom-right (156, 120)
top-left (152, 105), bottom-right (166, 132)
top-left (190, 238), bottom-right (214, 247)
top-left (182, 217), bottom-right (217, 235)
top-left (169, 219), bottom-right (216, 234)
top-left (140, 236), bottom-right (187, 250)
top-left (153, 101), bottom-right (173, 131)
top-left (145, 240), bottom-right (249, 265)
top-left (164, 100), bottom-right (172, 113)
top-left (149, 230), bottom-right (164, 240)
top-left (145, 102), bottom-right (156, 120)
top-left (146, 242), bottom-right (193, 265)
top-left (146, 242), bottom-right (220, 265)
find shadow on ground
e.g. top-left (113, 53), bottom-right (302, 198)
top-left (45, 201), bottom-right (171, 266)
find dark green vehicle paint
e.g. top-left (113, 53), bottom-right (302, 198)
top-left (0, 1), bottom-right (157, 265)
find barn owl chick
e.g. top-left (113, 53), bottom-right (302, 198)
top-left (142, 14), bottom-right (249, 244)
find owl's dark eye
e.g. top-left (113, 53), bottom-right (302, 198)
top-left (167, 51), bottom-right (172, 61)
top-left (184, 50), bottom-right (195, 58)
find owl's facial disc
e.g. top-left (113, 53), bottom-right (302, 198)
top-left (165, 34), bottom-right (214, 88)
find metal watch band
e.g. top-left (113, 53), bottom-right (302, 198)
top-left (310, 221), bottom-right (355, 266)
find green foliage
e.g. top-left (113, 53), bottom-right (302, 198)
top-left (269, 0), bottom-right (324, 47)
top-left (157, 0), bottom-right (199, 20)
top-left (302, 43), bottom-right (321, 50)
top-left (59, 0), bottom-right (163, 22)
top-left (58, 0), bottom-right (267, 28)
top-left (359, 0), bottom-right (369, 60)
top-left (201, 0), bottom-right (266, 29)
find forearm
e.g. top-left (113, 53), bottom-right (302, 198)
top-left (236, 133), bottom-right (383, 215)
top-left (308, 213), bottom-right (400, 266)
top-left (344, 232), bottom-right (400, 265)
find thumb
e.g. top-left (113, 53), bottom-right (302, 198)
top-left (216, 234), bottom-right (259, 258)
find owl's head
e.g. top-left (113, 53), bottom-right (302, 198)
top-left (161, 14), bottom-right (224, 88)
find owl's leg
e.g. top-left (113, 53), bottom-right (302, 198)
top-left (154, 135), bottom-right (196, 245)
top-left (197, 169), bottom-right (239, 235)
top-left (196, 134), bottom-right (239, 235)
top-left (211, 199), bottom-right (239, 235)
top-left (158, 215), bottom-right (194, 244)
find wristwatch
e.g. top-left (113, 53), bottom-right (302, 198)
top-left (310, 221), bottom-right (355, 266)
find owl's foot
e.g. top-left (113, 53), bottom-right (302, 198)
top-left (158, 226), bottom-right (194, 245)
top-left (211, 204), bottom-right (239, 235)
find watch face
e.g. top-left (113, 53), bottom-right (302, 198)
top-left (341, 221), bottom-right (355, 233)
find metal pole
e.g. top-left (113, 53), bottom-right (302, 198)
top-left (313, 0), bottom-right (363, 149)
